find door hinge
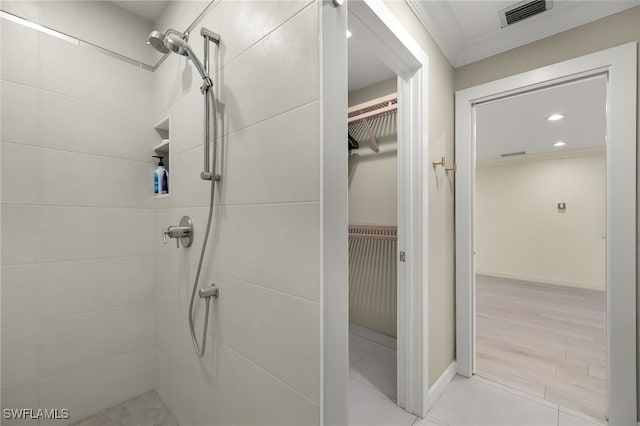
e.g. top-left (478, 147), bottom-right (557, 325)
top-left (399, 251), bottom-right (406, 262)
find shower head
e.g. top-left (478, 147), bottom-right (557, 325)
top-left (147, 29), bottom-right (188, 55)
top-left (148, 30), bottom-right (210, 84)
top-left (165, 34), bottom-right (209, 83)
top-left (148, 30), bottom-right (169, 54)
top-left (165, 33), bottom-right (187, 55)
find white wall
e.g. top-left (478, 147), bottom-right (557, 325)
top-left (476, 151), bottom-right (606, 291)
top-left (151, 1), bottom-right (321, 425)
top-left (348, 78), bottom-right (397, 226)
top-left (1, 1), bottom-right (157, 423)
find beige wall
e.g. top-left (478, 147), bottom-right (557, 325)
top-left (476, 151), bottom-right (606, 291)
top-left (348, 77), bottom-right (397, 106)
top-left (454, 4), bottom-right (640, 416)
top-left (384, 1), bottom-right (456, 388)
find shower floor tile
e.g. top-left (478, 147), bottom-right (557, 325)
top-left (69, 391), bottom-right (177, 426)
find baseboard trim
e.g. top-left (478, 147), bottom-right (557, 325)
top-left (427, 360), bottom-right (457, 410)
top-left (349, 323), bottom-right (397, 349)
top-left (476, 271), bottom-right (605, 292)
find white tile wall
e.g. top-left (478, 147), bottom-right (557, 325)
top-left (163, 146), bottom-right (211, 208)
top-left (1, 1), bottom-right (39, 22)
top-left (162, 354), bottom-right (236, 426)
top-left (157, 203), bottom-right (321, 298)
top-left (215, 273), bottom-right (320, 401)
top-left (219, 4), bottom-right (319, 135)
top-left (0, 381), bottom-right (40, 426)
top-left (214, 344), bottom-right (320, 426)
top-left (39, 256), bottom-right (154, 320)
top-left (38, 302), bottom-right (154, 377)
top-left (2, 142), bottom-right (40, 205)
top-left (39, 149), bottom-right (153, 208)
top-left (39, 206), bottom-right (154, 262)
top-left (1, 20), bottom-right (40, 87)
top-left (149, 53), bottom-right (191, 116)
top-left (0, 1), bottom-right (324, 424)
top-left (153, 350), bottom-right (171, 409)
top-left (1, 324), bottom-right (39, 389)
top-left (39, 347), bottom-right (155, 425)
top-left (154, 310), bottom-right (195, 379)
top-left (196, 0), bottom-right (313, 68)
top-left (37, 1), bottom-right (154, 65)
top-left (1, 1), bottom-right (157, 421)
top-left (0, 82), bottom-right (39, 146)
top-left (1, 205), bottom-right (39, 266)
top-left (219, 101), bottom-right (320, 206)
top-left (40, 35), bottom-right (150, 113)
top-left (152, 1), bottom-right (322, 425)
top-left (1, 265), bottom-right (39, 327)
top-left (166, 86), bottom-right (203, 156)
top-left (208, 203), bottom-right (320, 301)
top-left (39, 90), bottom-right (156, 162)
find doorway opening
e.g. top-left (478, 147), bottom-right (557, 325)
top-left (346, 26), bottom-right (406, 422)
top-left (474, 75), bottom-right (607, 420)
top-left (321, 1), bottom-right (430, 421)
top-left (454, 43), bottom-right (637, 425)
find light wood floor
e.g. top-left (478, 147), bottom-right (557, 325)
top-left (475, 274), bottom-right (607, 421)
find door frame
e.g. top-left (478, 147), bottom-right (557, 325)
top-left (454, 42), bottom-right (637, 424)
top-left (321, 0), bottom-right (430, 421)
top-left (349, 0), bottom-right (430, 417)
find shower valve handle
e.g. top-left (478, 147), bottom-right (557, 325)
top-left (161, 216), bottom-right (194, 249)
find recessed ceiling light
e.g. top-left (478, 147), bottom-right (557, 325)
top-left (346, 30), bottom-right (352, 38)
top-left (554, 141), bottom-right (566, 147)
top-left (547, 114), bottom-right (564, 121)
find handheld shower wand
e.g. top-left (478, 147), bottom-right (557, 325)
top-left (148, 27), bottom-right (221, 358)
top-left (148, 28), bottom-right (220, 180)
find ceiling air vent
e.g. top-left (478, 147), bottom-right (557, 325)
top-left (499, 0), bottom-right (553, 28)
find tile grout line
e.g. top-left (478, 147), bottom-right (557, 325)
top-left (1, 75), bottom-right (146, 116)
top-left (168, 98), bottom-right (319, 159)
top-left (3, 299), bottom-right (154, 330)
top-left (153, 253), bottom-right (320, 306)
top-left (35, 344), bottom-right (156, 388)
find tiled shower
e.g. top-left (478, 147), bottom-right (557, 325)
top-left (1, 1), bottom-right (323, 424)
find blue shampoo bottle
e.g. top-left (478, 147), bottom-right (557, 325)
top-left (153, 155), bottom-right (169, 194)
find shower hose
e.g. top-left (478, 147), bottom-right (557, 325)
top-left (188, 84), bottom-right (218, 358)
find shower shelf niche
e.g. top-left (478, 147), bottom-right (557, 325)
top-left (153, 116), bottom-right (170, 198)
